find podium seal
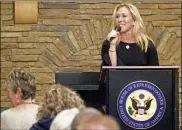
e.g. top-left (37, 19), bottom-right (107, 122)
top-left (117, 81), bottom-right (166, 129)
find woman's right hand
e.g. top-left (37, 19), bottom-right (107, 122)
top-left (107, 30), bottom-right (119, 45)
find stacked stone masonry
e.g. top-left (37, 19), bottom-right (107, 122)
top-left (0, 1), bottom-right (181, 128)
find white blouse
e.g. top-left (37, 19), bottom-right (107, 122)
top-left (1, 104), bottom-right (39, 130)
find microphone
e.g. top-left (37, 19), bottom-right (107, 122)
top-left (109, 26), bottom-right (121, 42)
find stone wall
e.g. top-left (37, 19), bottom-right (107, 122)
top-left (1, 1), bottom-right (181, 127)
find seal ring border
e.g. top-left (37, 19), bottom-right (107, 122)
top-left (116, 80), bottom-right (166, 129)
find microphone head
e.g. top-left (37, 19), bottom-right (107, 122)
top-left (115, 26), bottom-right (121, 32)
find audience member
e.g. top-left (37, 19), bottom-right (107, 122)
top-left (72, 114), bottom-right (120, 130)
top-left (29, 84), bottom-right (85, 130)
top-left (71, 107), bottom-right (102, 129)
top-left (1, 69), bottom-right (39, 130)
top-left (50, 108), bottom-right (79, 130)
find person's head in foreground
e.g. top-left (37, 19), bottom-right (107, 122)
top-left (71, 107), bottom-right (120, 130)
top-left (71, 107), bottom-right (103, 129)
top-left (72, 114), bottom-right (120, 130)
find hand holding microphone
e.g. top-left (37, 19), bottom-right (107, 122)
top-left (107, 26), bottom-right (121, 45)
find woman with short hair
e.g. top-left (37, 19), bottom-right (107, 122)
top-left (1, 68), bottom-right (39, 130)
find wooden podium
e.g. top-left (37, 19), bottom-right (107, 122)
top-left (101, 66), bottom-right (179, 130)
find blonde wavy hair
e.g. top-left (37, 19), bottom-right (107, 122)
top-left (111, 3), bottom-right (154, 52)
top-left (5, 68), bottom-right (36, 100)
top-left (36, 84), bottom-right (85, 120)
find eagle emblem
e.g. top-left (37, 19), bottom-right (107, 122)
top-left (117, 81), bottom-right (166, 129)
top-left (129, 94), bottom-right (153, 116)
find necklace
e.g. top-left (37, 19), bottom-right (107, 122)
top-left (22, 102), bottom-right (35, 104)
top-left (19, 100), bottom-right (36, 105)
top-left (126, 44), bottom-right (130, 49)
top-left (15, 102), bottom-right (37, 109)
top-left (18, 102), bottom-right (36, 106)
